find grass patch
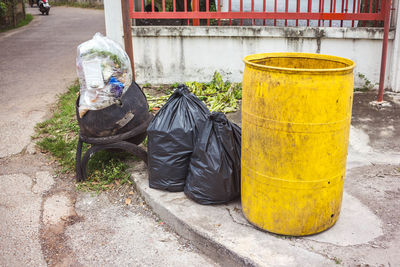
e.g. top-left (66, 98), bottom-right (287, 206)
top-left (333, 256), bottom-right (342, 264)
top-left (146, 72), bottom-right (242, 113)
top-left (0, 13), bottom-right (33, 33)
top-left (49, 1), bottom-right (103, 9)
top-left (34, 81), bottom-right (133, 192)
top-left (76, 151), bottom-right (132, 193)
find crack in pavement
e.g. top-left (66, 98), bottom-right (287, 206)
top-left (37, 170), bottom-right (83, 266)
top-left (0, 145), bottom-right (83, 266)
top-left (225, 207), bottom-right (253, 228)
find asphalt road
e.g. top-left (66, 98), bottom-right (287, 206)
top-left (0, 6), bottom-right (217, 266)
top-left (0, 6), bottom-right (105, 266)
top-left (0, 6), bottom-right (105, 158)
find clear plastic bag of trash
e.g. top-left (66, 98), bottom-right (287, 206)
top-left (76, 33), bottom-right (132, 118)
top-left (147, 85), bottom-right (210, 192)
top-left (184, 112), bottom-right (241, 205)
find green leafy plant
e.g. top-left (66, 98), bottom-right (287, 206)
top-left (142, 83), bottom-right (151, 88)
top-left (170, 82), bottom-right (180, 89)
top-left (0, 2), bottom-right (7, 18)
top-left (0, 13), bottom-right (33, 33)
top-left (355, 73), bottom-right (376, 92)
top-left (146, 72), bottom-right (242, 113)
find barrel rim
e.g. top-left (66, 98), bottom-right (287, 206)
top-left (243, 52), bottom-right (356, 74)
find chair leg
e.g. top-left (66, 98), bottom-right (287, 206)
top-left (112, 141), bottom-right (148, 164)
top-left (75, 139), bottom-right (83, 182)
top-left (80, 144), bottom-right (102, 182)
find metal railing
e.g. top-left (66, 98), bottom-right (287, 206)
top-left (129, 0), bottom-right (388, 27)
top-left (124, 0), bottom-right (394, 102)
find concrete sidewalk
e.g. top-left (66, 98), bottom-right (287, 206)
top-left (130, 90), bottom-right (400, 266)
top-left (1, 7), bottom-right (218, 266)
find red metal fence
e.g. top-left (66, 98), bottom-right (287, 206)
top-left (125, 0), bottom-right (393, 102)
top-left (129, 0), bottom-right (389, 27)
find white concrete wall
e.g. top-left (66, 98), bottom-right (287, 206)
top-left (131, 26), bottom-right (395, 90)
top-left (104, 0), bottom-right (124, 48)
top-left (389, 1), bottom-right (400, 93)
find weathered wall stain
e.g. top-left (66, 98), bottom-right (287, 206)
top-left (131, 26), bottom-right (391, 87)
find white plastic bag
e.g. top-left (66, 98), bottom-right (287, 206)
top-left (76, 33), bottom-right (132, 117)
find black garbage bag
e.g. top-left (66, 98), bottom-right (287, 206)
top-left (184, 112), bottom-right (241, 205)
top-left (147, 85), bottom-right (210, 192)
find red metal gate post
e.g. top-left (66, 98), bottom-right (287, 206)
top-left (121, 0), bottom-right (136, 81)
top-left (377, 0), bottom-right (392, 102)
top-left (193, 0), bottom-right (200, 26)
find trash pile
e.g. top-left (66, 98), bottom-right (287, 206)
top-left (75, 34), bottom-right (241, 205)
top-left (147, 85), bottom-right (241, 204)
top-left (185, 112), bottom-right (241, 204)
top-left (76, 33), bottom-right (132, 118)
top-left (147, 85), bottom-right (210, 192)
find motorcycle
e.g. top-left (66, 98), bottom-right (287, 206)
top-left (38, 0), bottom-right (50, 15)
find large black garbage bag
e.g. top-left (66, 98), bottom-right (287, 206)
top-left (147, 85), bottom-right (210, 192)
top-left (184, 112), bottom-right (241, 204)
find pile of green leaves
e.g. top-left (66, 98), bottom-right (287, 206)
top-left (34, 81), bottom-right (133, 192)
top-left (146, 72), bottom-right (242, 113)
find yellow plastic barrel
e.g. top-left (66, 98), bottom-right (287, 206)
top-left (241, 53), bottom-right (355, 236)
